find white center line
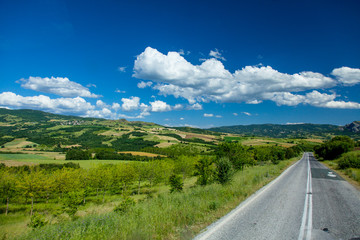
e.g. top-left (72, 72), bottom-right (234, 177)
top-left (298, 153), bottom-right (313, 240)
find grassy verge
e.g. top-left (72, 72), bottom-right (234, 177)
top-left (14, 157), bottom-right (299, 240)
top-left (322, 160), bottom-right (360, 189)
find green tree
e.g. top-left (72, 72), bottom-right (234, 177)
top-left (216, 142), bottom-right (252, 170)
top-left (168, 174), bottom-right (183, 193)
top-left (0, 170), bottom-right (17, 215)
top-left (195, 157), bottom-right (214, 186)
top-left (17, 169), bottom-right (46, 216)
top-left (215, 157), bottom-right (233, 184)
top-left (66, 149), bottom-right (91, 160)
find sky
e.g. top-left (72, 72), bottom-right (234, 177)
top-left (0, 0), bottom-right (360, 128)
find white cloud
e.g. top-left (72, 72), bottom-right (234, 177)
top-left (180, 117), bottom-right (184, 120)
top-left (137, 81), bottom-right (153, 88)
top-left (0, 92), bottom-right (95, 114)
top-left (331, 67), bottom-right (360, 86)
top-left (173, 104), bottom-right (184, 110)
top-left (118, 66), bottom-right (127, 72)
top-left (133, 47), bottom-right (359, 109)
top-left (150, 100), bottom-right (171, 112)
top-left (209, 48), bottom-right (226, 61)
top-left (86, 83), bottom-right (97, 88)
top-left (187, 103), bottom-right (203, 110)
top-left (204, 113), bottom-right (214, 117)
top-left (96, 100), bottom-right (108, 108)
top-left (270, 90), bottom-right (360, 109)
top-left (115, 89), bottom-right (126, 93)
top-left (121, 96), bottom-right (140, 111)
top-left (242, 112), bottom-right (252, 116)
top-left (215, 115), bottom-right (222, 118)
top-left (112, 102), bottom-right (121, 111)
top-left (233, 113), bottom-right (238, 116)
top-left (19, 76), bottom-right (101, 98)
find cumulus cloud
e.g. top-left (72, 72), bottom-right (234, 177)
top-left (187, 103), bottom-right (203, 110)
top-left (233, 113), bottom-right (238, 116)
top-left (209, 48), bottom-right (226, 61)
top-left (137, 81), bottom-right (153, 88)
top-left (331, 67), bottom-right (360, 86)
top-left (150, 100), bottom-right (171, 112)
top-left (204, 113), bottom-right (214, 117)
top-left (133, 47), bottom-right (360, 109)
top-left (0, 92), bottom-right (95, 114)
top-left (112, 102), bottom-right (121, 111)
top-left (121, 96), bottom-right (140, 111)
top-left (19, 76), bottom-right (101, 98)
top-left (242, 112), bottom-right (252, 116)
top-left (173, 104), bottom-right (184, 110)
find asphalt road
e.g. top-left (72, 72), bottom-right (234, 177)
top-left (194, 153), bottom-right (360, 240)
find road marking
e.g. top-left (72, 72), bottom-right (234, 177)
top-left (194, 153), bottom-right (305, 240)
top-left (298, 153), bottom-right (313, 240)
top-left (327, 172), bottom-right (336, 178)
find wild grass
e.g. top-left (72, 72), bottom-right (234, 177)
top-left (15, 158), bottom-right (297, 240)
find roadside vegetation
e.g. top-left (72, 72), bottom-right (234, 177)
top-left (0, 141), bottom-right (305, 239)
top-left (314, 136), bottom-right (360, 183)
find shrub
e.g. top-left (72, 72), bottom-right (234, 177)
top-left (215, 157), bottom-right (233, 184)
top-left (28, 213), bottom-right (48, 229)
top-left (114, 197), bottom-right (136, 214)
top-left (169, 174), bottom-right (183, 193)
top-left (338, 152), bottom-right (360, 169)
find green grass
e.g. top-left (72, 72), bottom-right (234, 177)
top-left (0, 154), bottom-right (51, 161)
top-left (14, 157), bottom-right (298, 240)
top-left (0, 156), bottom-right (139, 169)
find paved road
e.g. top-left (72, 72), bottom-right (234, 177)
top-left (194, 153), bottom-right (360, 240)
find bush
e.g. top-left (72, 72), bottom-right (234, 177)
top-left (338, 152), bottom-right (360, 169)
top-left (27, 213), bottom-right (48, 229)
top-left (215, 157), bottom-right (233, 184)
top-left (65, 149), bottom-right (91, 160)
top-left (169, 174), bottom-right (183, 193)
top-left (314, 136), bottom-right (355, 160)
top-left (114, 197), bottom-right (136, 214)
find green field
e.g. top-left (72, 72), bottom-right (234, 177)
top-left (0, 155), bottom-right (138, 169)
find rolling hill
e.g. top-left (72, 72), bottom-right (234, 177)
top-left (209, 122), bottom-right (360, 139)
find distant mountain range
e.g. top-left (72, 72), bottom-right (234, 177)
top-left (0, 108), bottom-right (358, 140)
top-left (209, 122), bottom-right (360, 139)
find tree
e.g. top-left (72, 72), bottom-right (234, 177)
top-left (17, 169), bottom-right (46, 216)
top-left (195, 157), bottom-right (214, 186)
top-left (168, 174), bottom-right (183, 193)
top-left (216, 142), bottom-right (252, 170)
top-left (314, 136), bottom-right (355, 160)
top-left (215, 157), bottom-right (233, 184)
top-left (173, 155), bottom-right (197, 181)
top-left (65, 149), bottom-right (91, 160)
top-left (0, 170), bottom-right (17, 215)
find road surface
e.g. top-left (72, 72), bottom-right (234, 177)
top-left (194, 153), bottom-right (360, 240)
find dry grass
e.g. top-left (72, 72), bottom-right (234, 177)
top-left (155, 142), bottom-right (177, 148)
top-left (305, 139), bottom-right (324, 143)
top-left (183, 133), bottom-right (217, 142)
top-left (119, 151), bottom-right (165, 157)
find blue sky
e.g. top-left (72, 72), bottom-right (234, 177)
top-left (1, 0), bottom-right (360, 128)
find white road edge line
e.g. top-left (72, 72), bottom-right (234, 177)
top-left (194, 153), bottom-right (306, 240)
top-left (298, 153), bottom-right (312, 240)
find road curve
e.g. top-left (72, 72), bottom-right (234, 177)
top-left (194, 153), bottom-right (360, 240)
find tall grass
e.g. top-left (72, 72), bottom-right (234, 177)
top-left (17, 159), bottom-right (296, 240)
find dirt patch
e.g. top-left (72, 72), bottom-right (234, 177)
top-left (0, 160), bottom-right (36, 167)
top-left (183, 133), bottom-right (216, 142)
top-left (305, 139), bottom-right (324, 143)
top-left (155, 142), bottom-right (176, 148)
top-left (118, 151), bottom-right (165, 157)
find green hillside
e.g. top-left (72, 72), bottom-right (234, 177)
top-left (209, 123), bottom-right (359, 139)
